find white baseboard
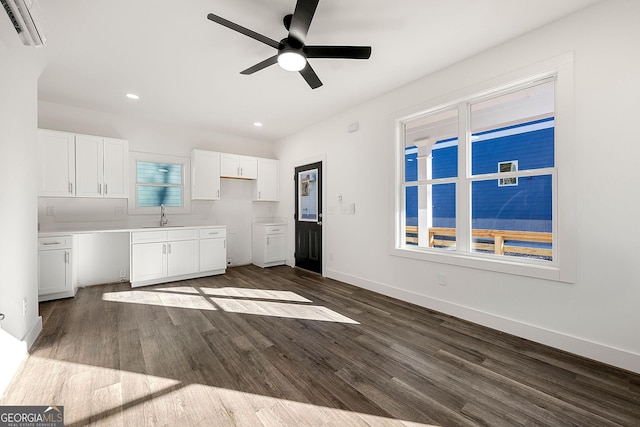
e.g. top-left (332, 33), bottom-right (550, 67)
top-left (23, 316), bottom-right (43, 350)
top-left (326, 268), bottom-right (640, 374)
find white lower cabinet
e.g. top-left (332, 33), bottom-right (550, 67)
top-left (131, 226), bottom-right (226, 287)
top-left (200, 227), bottom-right (227, 271)
top-left (252, 223), bottom-right (286, 268)
top-left (38, 236), bottom-right (76, 301)
top-left (168, 239), bottom-right (199, 277)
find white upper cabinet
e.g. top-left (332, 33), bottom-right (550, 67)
top-left (102, 137), bottom-right (129, 198)
top-left (191, 149), bottom-right (221, 200)
top-left (39, 129), bottom-right (128, 198)
top-left (75, 134), bottom-right (103, 197)
top-left (255, 158), bottom-right (279, 201)
top-left (38, 130), bottom-right (76, 197)
top-left (220, 153), bottom-right (258, 179)
top-left (76, 135), bottom-right (128, 198)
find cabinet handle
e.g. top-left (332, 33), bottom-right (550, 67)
top-left (163, 244), bottom-right (166, 254)
top-left (240, 167), bottom-right (243, 175)
top-left (258, 191), bottom-right (261, 199)
top-left (224, 240), bottom-right (226, 249)
top-left (98, 183), bottom-right (102, 194)
top-left (167, 243), bottom-right (171, 254)
top-left (267, 236), bottom-right (269, 245)
top-left (105, 184), bottom-right (108, 195)
top-left (68, 182), bottom-right (73, 194)
top-left (65, 251), bottom-right (69, 264)
top-left (42, 241), bottom-right (62, 246)
top-left (217, 189), bottom-right (220, 198)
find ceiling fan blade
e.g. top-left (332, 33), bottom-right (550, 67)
top-left (240, 56), bottom-right (278, 75)
top-left (207, 13), bottom-right (280, 49)
top-left (305, 45), bottom-right (372, 59)
top-left (299, 63), bottom-right (323, 89)
top-left (289, 0), bottom-right (319, 44)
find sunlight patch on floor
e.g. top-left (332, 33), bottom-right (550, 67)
top-left (199, 287), bottom-right (312, 303)
top-left (6, 356), bottom-right (438, 426)
top-left (102, 286), bottom-right (359, 324)
top-left (102, 290), bottom-right (217, 311)
top-left (210, 297), bottom-right (359, 324)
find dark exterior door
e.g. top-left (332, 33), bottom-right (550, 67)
top-left (294, 162), bottom-right (322, 274)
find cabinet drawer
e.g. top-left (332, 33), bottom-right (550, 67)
top-left (38, 236), bottom-right (72, 250)
top-left (168, 228), bottom-right (199, 241)
top-left (131, 230), bottom-right (167, 243)
top-left (199, 227), bottom-right (226, 239)
top-left (264, 225), bottom-right (285, 235)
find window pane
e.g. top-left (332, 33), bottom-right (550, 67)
top-left (405, 183), bottom-right (456, 248)
top-left (137, 185), bottom-right (182, 207)
top-left (137, 161), bottom-right (182, 185)
top-left (405, 109), bottom-right (458, 182)
top-left (471, 175), bottom-right (552, 261)
top-left (471, 81), bottom-right (554, 176)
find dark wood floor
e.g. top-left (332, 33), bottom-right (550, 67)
top-left (2, 265), bottom-right (639, 426)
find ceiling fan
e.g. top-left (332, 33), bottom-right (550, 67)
top-left (207, 0), bottom-right (372, 89)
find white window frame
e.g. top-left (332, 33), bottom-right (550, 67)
top-left (392, 55), bottom-right (576, 283)
top-left (128, 151), bottom-right (192, 215)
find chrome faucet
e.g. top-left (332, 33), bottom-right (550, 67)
top-left (160, 204), bottom-right (168, 227)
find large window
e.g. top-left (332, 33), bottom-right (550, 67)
top-left (395, 67), bottom-right (575, 282)
top-left (129, 152), bottom-right (191, 214)
top-left (136, 161), bottom-right (183, 207)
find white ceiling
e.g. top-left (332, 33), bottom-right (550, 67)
top-left (36, 0), bottom-right (600, 141)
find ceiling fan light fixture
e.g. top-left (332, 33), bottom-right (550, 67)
top-left (278, 50), bottom-right (306, 72)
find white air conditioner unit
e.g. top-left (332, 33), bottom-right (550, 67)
top-left (1, 0), bottom-right (46, 47)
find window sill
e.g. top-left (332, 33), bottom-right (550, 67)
top-left (391, 245), bottom-right (568, 283)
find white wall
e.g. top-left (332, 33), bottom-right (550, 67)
top-left (0, 19), bottom-right (43, 395)
top-left (38, 101), bottom-right (278, 273)
top-left (275, 0), bottom-right (640, 373)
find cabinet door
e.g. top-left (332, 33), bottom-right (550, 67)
top-left (38, 130), bottom-right (75, 197)
top-left (220, 153), bottom-right (240, 178)
top-left (103, 138), bottom-right (129, 198)
top-left (75, 134), bottom-right (104, 197)
top-left (238, 155), bottom-right (258, 179)
top-left (255, 158), bottom-right (279, 201)
top-left (39, 249), bottom-right (72, 295)
top-left (265, 234), bottom-right (286, 263)
top-left (191, 150), bottom-right (220, 200)
top-left (200, 238), bottom-right (226, 271)
top-left (131, 242), bottom-right (167, 282)
top-left (167, 239), bottom-right (199, 277)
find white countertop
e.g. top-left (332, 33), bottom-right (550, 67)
top-left (38, 224), bottom-right (226, 237)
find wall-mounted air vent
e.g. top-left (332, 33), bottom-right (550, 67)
top-left (1, 0), bottom-right (45, 47)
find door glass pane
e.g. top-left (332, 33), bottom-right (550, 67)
top-left (471, 81), bottom-right (555, 176)
top-left (298, 169), bottom-right (318, 222)
top-left (405, 109), bottom-right (458, 182)
top-left (405, 183), bottom-right (456, 248)
top-left (471, 175), bottom-right (552, 261)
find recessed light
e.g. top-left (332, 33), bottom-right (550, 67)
top-left (253, 122), bottom-right (263, 127)
top-left (126, 93), bottom-right (140, 100)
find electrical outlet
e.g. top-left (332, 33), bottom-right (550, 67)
top-left (438, 273), bottom-right (447, 286)
top-left (22, 297), bottom-right (27, 316)
top-left (114, 207), bottom-right (125, 215)
top-left (119, 269), bottom-right (126, 278)
top-left (46, 206), bottom-right (56, 216)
